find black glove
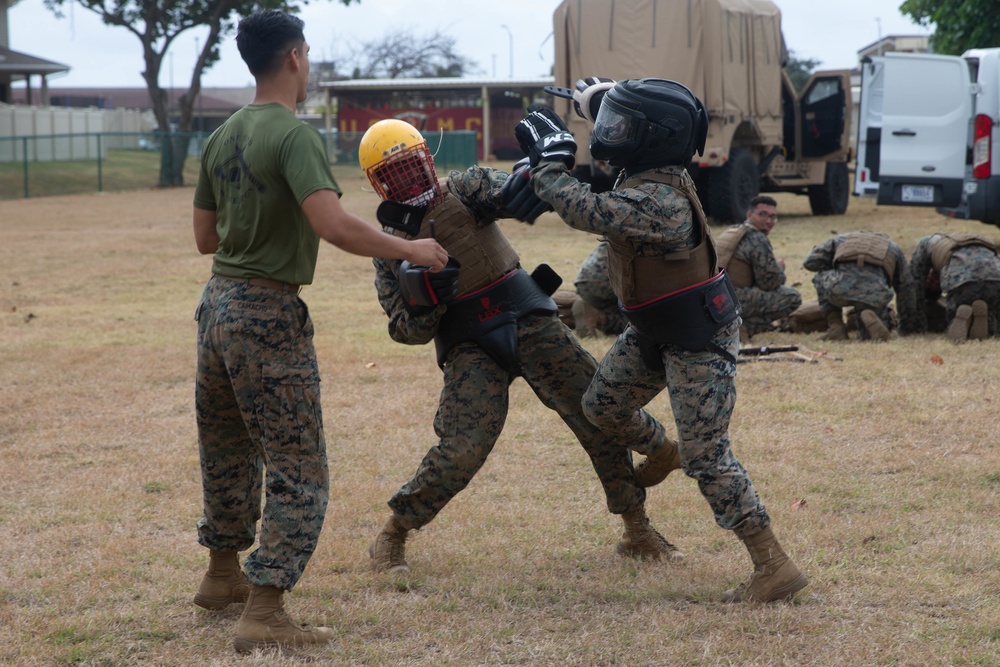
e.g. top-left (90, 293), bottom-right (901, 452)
top-left (515, 105), bottom-right (576, 169)
top-left (572, 77), bottom-right (615, 123)
top-left (398, 257), bottom-right (460, 313)
top-left (499, 157), bottom-right (553, 224)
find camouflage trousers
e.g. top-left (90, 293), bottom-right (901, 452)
top-left (813, 268), bottom-right (894, 322)
top-left (581, 319), bottom-right (769, 536)
top-left (947, 281), bottom-right (1000, 335)
top-left (735, 285), bottom-right (803, 337)
top-left (388, 312), bottom-right (663, 528)
top-left (195, 275), bottom-right (329, 591)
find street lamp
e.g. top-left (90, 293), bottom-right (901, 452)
top-left (501, 24), bottom-right (513, 78)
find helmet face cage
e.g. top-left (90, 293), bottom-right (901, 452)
top-left (367, 144), bottom-right (441, 207)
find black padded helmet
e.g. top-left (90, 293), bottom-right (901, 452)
top-left (590, 78), bottom-right (708, 171)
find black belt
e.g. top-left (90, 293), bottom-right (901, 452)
top-left (213, 273), bottom-right (301, 293)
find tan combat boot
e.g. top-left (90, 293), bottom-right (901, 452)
top-left (633, 436), bottom-right (681, 487)
top-left (947, 304), bottom-right (973, 343)
top-left (859, 310), bottom-right (890, 341)
top-left (819, 310), bottom-right (848, 341)
top-left (233, 585), bottom-right (334, 653)
top-left (369, 514), bottom-right (410, 574)
top-left (722, 526), bottom-right (808, 603)
top-left (616, 509), bottom-right (684, 561)
top-left (969, 300), bottom-right (989, 340)
top-left (193, 550), bottom-right (250, 610)
top-left (571, 298), bottom-right (606, 338)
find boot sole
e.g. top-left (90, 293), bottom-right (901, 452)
top-left (616, 543), bottom-right (686, 562)
top-left (947, 306), bottom-right (973, 342)
top-left (193, 591), bottom-right (248, 610)
top-left (234, 633), bottom-right (334, 653)
top-left (970, 301), bottom-right (989, 339)
top-left (234, 637), bottom-right (276, 654)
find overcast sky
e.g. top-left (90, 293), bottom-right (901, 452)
top-left (8, 0), bottom-right (928, 89)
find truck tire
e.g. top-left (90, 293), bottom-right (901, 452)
top-left (707, 148), bottom-right (758, 224)
top-left (808, 162), bottom-right (850, 216)
top-left (688, 165), bottom-right (713, 219)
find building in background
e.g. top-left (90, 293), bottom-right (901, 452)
top-left (321, 77), bottom-right (553, 162)
top-left (9, 86), bottom-right (253, 133)
top-left (0, 0), bottom-right (69, 104)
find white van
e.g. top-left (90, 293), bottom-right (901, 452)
top-left (853, 48), bottom-right (1000, 227)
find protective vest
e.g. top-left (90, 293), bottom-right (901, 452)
top-left (930, 232), bottom-right (997, 272)
top-left (714, 224), bottom-right (754, 288)
top-left (386, 193), bottom-right (520, 296)
top-left (833, 232), bottom-right (896, 281)
top-left (606, 170), bottom-right (718, 306)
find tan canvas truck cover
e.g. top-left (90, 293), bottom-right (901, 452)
top-left (552, 0), bottom-right (784, 163)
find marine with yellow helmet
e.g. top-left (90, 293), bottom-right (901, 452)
top-left (358, 118), bottom-right (684, 575)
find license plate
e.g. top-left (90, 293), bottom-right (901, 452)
top-left (901, 184), bottom-right (934, 203)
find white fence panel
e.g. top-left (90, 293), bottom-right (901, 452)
top-left (0, 106), bottom-right (145, 163)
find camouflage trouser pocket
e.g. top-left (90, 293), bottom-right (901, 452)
top-left (255, 362), bottom-right (324, 457)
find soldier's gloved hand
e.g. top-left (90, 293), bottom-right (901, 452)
top-left (572, 76), bottom-right (616, 123)
top-left (398, 256), bottom-right (461, 314)
top-left (515, 105), bottom-right (576, 169)
top-left (499, 157), bottom-right (553, 224)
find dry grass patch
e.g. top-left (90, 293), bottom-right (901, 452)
top-left (1, 168), bottom-right (998, 666)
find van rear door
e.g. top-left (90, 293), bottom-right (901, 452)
top-left (853, 53), bottom-right (973, 208)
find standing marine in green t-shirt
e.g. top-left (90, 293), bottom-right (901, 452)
top-left (190, 9), bottom-right (446, 655)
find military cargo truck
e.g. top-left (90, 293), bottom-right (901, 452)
top-left (551, 0), bottom-right (853, 224)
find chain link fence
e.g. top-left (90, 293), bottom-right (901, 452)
top-left (0, 129), bottom-right (479, 201)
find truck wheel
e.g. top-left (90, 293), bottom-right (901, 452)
top-left (707, 148), bottom-right (758, 224)
top-left (688, 164), bottom-right (713, 218)
top-left (808, 162), bottom-right (850, 215)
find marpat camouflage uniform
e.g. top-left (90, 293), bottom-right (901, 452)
top-left (803, 232), bottom-right (913, 339)
top-left (728, 222), bottom-right (802, 336)
top-left (907, 233), bottom-right (1000, 335)
top-left (373, 166), bottom-right (670, 528)
top-left (195, 278), bottom-right (327, 590)
top-left (575, 239), bottom-right (629, 335)
top-left (530, 162), bottom-right (769, 536)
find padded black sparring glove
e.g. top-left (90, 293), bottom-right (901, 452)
top-left (514, 105), bottom-right (576, 169)
top-left (499, 157), bottom-right (553, 224)
top-left (398, 256), bottom-right (461, 313)
top-left (572, 76), bottom-right (616, 123)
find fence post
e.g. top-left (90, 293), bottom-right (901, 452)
top-left (21, 136), bottom-right (29, 199)
top-left (97, 133), bottom-right (103, 192)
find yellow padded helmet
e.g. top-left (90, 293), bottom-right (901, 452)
top-left (359, 119), bottom-right (442, 206)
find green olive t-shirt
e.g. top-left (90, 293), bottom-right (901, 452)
top-left (193, 103), bottom-right (342, 286)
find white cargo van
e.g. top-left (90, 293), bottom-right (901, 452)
top-left (854, 48), bottom-right (1000, 227)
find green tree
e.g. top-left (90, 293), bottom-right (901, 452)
top-left (900, 0), bottom-right (1000, 55)
top-left (784, 50), bottom-right (821, 91)
top-left (42, 0), bottom-right (359, 186)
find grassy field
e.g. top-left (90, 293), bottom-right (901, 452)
top-left (1, 164), bottom-right (998, 666)
top-left (0, 149), bottom-right (201, 200)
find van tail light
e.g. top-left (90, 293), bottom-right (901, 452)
top-left (973, 114), bottom-right (993, 179)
